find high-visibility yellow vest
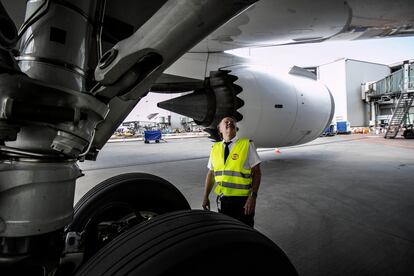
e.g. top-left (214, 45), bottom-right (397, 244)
top-left (211, 138), bottom-right (252, 196)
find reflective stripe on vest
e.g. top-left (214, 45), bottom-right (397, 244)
top-left (210, 138), bottom-right (252, 196)
top-left (215, 181), bottom-right (252, 190)
top-left (214, 170), bottom-right (252, 179)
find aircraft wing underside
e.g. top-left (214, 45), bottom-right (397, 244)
top-left (5, 0), bottom-right (414, 55)
top-left (98, 0), bottom-right (414, 52)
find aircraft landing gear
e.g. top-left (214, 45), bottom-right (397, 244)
top-left (59, 173), bottom-right (191, 274)
top-left (75, 210), bottom-right (298, 276)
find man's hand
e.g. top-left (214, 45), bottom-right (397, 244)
top-left (244, 196), bottom-right (256, 215)
top-left (202, 197), bottom-right (210, 210)
top-left (202, 170), bottom-right (214, 210)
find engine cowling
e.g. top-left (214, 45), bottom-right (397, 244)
top-left (158, 65), bottom-right (334, 148)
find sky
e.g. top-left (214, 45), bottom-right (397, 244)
top-left (228, 37), bottom-right (414, 68)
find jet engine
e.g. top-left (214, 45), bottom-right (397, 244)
top-left (158, 65), bottom-right (334, 147)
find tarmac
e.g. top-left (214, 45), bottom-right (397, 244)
top-left (76, 134), bottom-right (414, 276)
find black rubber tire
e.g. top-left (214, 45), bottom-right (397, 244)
top-left (75, 210), bottom-right (298, 276)
top-left (66, 173), bottom-right (190, 261)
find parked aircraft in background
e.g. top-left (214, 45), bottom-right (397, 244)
top-left (0, 0), bottom-right (413, 274)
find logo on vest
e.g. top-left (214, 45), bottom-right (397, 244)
top-left (231, 153), bottom-right (239, 160)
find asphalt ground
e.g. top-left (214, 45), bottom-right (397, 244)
top-left (76, 134), bottom-right (414, 276)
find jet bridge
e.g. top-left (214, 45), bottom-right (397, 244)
top-left (364, 61), bottom-right (414, 138)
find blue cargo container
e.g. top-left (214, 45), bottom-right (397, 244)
top-left (336, 121), bottom-right (350, 134)
top-left (144, 130), bottom-right (162, 143)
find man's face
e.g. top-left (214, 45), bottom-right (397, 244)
top-left (218, 117), bottom-right (237, 138)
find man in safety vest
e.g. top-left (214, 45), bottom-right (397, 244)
top-left (202, 116), bottom-right (261, 227)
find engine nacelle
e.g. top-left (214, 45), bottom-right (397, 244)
top-left (158, 65), bottom-right (334, 148)
top-left (232, 65), bottom-right (334, 147)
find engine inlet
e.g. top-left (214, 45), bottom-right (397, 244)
top-left (157, 70), bottom-right (244, 140)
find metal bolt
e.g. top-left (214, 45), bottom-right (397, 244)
top-left (99, 49), bottom-right (118, 69)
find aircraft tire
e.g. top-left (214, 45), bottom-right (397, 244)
top-left (75, 210), bottom-right (298, 276)
top-left (66, 173), bottom-right (190, 262)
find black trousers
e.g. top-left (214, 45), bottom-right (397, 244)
top-left (217, 196), bottom-right (254, 227)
